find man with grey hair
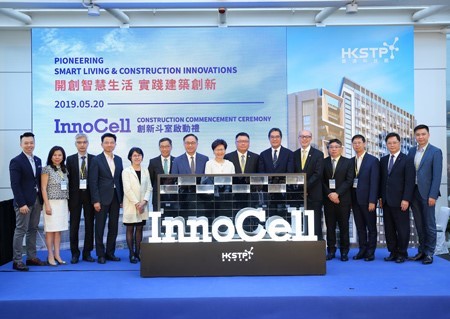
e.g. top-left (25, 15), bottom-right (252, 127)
top-left (66, 133), bottom-right (96, 263)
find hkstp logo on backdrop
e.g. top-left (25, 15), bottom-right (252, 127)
top-left (341, 37), bottom-right (399, 64)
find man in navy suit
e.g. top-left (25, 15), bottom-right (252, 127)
top-left (322, 139), bottom-right (354, 261)
top-left (66, 133), bottom-right (95, 264)
top-left (258, 128), bottom-right (294, 173)
top-left (148, 137), bottom-right (175, 211)
top-left (350, 134), bottom-right (380, 261)
top-left (10, 132), bottom-right (46, 271)
top-left (380, 132), bottom-right (415, 263)
top-left (89, 133), bottom-right (124, 264)
top-left (172, 134), bottom-right (209, 174)
top-left (293, 130), bottom-right (324, 240)
top-left (224, 132), bottom-right (259, 174)
top-left (408, 124), bottom-right (443, 265)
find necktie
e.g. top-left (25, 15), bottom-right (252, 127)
top-left (80, 156), bottom-right (87, 179)
top-left (163, 158), bottom-right (169, 174)
top-left (388, 154), bottom-right (394, 174)
top-left (301, 149), bottom-right (307, 170)
top-left (240, 155), bottom-right (246, 173)
top-left (273, 150), bottom-right (278, 168)
top-left (190, 156), bottom-right (195, 174)
top-left (332, 159), bottom-right (336, 175)
top-left (30, 156), bottom-right (36, 177)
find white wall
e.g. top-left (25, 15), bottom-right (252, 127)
top-left (0, 28), bottom-right (448, 206)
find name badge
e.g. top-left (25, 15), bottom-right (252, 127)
top-left (60, 180), bottom-right (68, 191)
top-left (353, 178), bottom-right (358, 188)
top-left (329, 179), bottom-right (336, 189)
top-left (80, 179), bottom-right (87, 189)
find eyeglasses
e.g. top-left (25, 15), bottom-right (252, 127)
top-left (184, 142), bottom-right (197, 146)
top-left (76, 141), bottom-right (88, 144)
top-left (236, 140), bottom-right (249, 144)
top-left (269, 135), bottom-right (281, 139)
top-left (299, 135), bottom-right (312, 139)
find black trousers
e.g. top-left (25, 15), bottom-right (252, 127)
top-left (69, 190), bottom-right (95, 258)
top-left (352, 200), bottom-right (377, 255)
top-left (95, 193), bottom-right (120, 258)
top-left (383, 203), bottom-right (410, 257)
top-left (307, 200), bottom-right (324, 240)
top-left (324, 200), bottom-right (350, 254)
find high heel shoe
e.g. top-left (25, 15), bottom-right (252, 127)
top-left (54, 257), bottom-right (67, 265)
top-left (47, 258), bottom-right (57, 266)
top-left (134, 252), bottom-right (140, 262)
top-left (129, 255), bottom-right (138, 264)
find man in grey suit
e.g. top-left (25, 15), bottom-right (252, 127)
top-left (172, 134), bottom-right (209, 174)
top-left (408, 124), bottom-right (443, 265)
top-left (148, 137), bottom-right (175, 211)
top-left (224, 132), bottom-right (259, 173)
top-left (89, 133), bottom-right (124, 264)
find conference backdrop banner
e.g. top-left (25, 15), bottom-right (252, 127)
top-left (32, 26), bottom-right (413, 160)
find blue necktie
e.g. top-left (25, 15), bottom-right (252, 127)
top-left (273, 150), bottom-right (278, 168)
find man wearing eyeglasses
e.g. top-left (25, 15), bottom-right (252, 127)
top-left (293, 130), bottom-right (324, 240)
top-left (322, 139), bottom-right (354, 261)
top-left (172, 133), bottom-right (209, 174)
top-left (66, 133), bottom-right (96, 264)
top-left (224, 132), bottom-right (259, 174)
top-left (258, 128), bottom-right (294, 173)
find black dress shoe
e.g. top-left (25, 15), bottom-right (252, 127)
top-left (422, 255), bottom-right (433, 265)
top-left (26, 257), bottom-right (46, 266)
top-left (364, 255), bottom-right (375, 262)
top-left (384, 253), bottom-right (396, 261)
top-left (13, 261), bottom-right (29, 271)
top-left (82, 255), bottom-right (95, 262)
top-left (340, 254), bottom-right (349, 262)
top-left (71, 256), bottom-right (79, 264)
top-left (395, 256), bottom-right (406, 263)
top-left (326, 253), bottom-right (335, 260)
top-left (353, 251), bottom-right (366, 260)
top-left (129, 255), bottom-right (138, 264)
top-left (98, 256), bottom-right (106, 264)
top-left (409, 252), bottom-right (425, 261)
top-left (105, 254), bottom-right (121, 262)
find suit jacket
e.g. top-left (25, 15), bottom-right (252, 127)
top-left (407, 144), bottom-right (442, 200)
top-left (148, 155), bottom-right (175, 209)
top-left (258, 146), bottom-right (294, 173)
top-left (322, 156), bottom-right (354, 204)
top-left (171, 153), bottom-right (209, 174)
top-left (66, 153), bottom-right (94, 205)
top-left (122, 166), bottom-right (152, 223)
top-left (224, 150), bottom-right (259, 173)
top-left (380, 152), bottom-right (415, 207)
top-left (351, 153), bottom-right (380, 205)
top-left (9, 152), bottom-right (42, 207)
top-left (293, 147), bottom-right (324, 202)
top-left (89, 153), bottom-right (124, 205)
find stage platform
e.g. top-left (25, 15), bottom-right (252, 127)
top-left (0, 248), bottom-right (449, 319)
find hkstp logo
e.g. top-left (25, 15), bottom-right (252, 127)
top-left (222, 247), bottom-right (254, 262)
top-left (341, 37), bottom-right (399, 63)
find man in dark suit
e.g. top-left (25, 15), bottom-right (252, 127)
top-left (224, 132), bottom-right (259, 174)
top-left (148, 137), bottom-right (175, 211)
top-left (293, 130), bottom-right (324, 240)
top-left (172, 134), bottom-right (209, 174)
top-left (258, 128), bottom-right (294, 173)
top-left (350, 134), bottom-right (380, 261)
top-left (380, 132), bottom-right (415, 263)
top-left (66, 133), bottom-right (95, 264)
top-left (408, 124), bottom-right (443, 265)
top-left (89, 133), bottom-right (124, 264)
top-left (322, 139), bottom-right (354, 261)
top-left (10, 132), bottom-right (46, 271)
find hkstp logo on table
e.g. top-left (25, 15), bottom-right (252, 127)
top-left (222, 247), bottom-right (254, 262)
top-left (341, 37), bottom-right (400, 64)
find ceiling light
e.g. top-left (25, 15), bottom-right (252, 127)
top-left (346, 1), bottom-right (358, 14)
top-left (88, 4), bottom-right (100, 16)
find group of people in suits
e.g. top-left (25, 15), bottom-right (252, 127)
top-left (9, 124), bottom-right (442, 270)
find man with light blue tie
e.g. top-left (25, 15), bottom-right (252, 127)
top-left (172, 134), bottom-right (209, 174)
top-left (408, 124), bottom-right (443, 265)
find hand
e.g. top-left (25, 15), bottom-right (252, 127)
top-left (94, 202), bottom-right (101, 212)
top-left (19, 205), bottom-right (30, 214)
top-left (378, 199), bottom-right (383, 209)
top-left (328, 192), bottom-right (339, 204)
top-left (368, 203), bottom-right (376, 212)
top-left (428, 198), bottom-right (436, 207)
top-left (400, 200), bottom-right (409, 211)
top-left (45, 205), bottom-right (52, 215)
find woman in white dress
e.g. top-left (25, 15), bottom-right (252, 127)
top-left (41, 146), bottom-right (69, 266)
top-left (122, 147), bottom-right (152, 263)
top-left (205, 139), bottom-right (235, 174)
